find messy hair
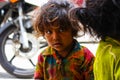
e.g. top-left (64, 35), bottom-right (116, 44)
top-left (33, 0), bottom-right (83, 37)
top-left (70, 0), bottom-right (120, 40)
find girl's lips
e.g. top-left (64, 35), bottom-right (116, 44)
top-left (53, 43), bottom-right (62, 47)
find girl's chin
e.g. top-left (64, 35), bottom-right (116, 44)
top-left (53, 47), bottom-right (64, 52)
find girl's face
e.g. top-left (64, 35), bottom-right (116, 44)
top-left (44, 26), bottom-right (74, 53)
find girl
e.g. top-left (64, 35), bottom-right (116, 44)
top-left (33, 0), bottom-right (94, 80)
top-left (70, 0), bottom-right (120, 79)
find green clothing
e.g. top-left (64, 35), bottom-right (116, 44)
top-left (94, 37), bottom-right (120, 80)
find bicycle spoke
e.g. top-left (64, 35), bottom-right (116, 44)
top-left (29, 59), bottom-right (35, 67)
top-left (9, 55), bottom-right (16, 63)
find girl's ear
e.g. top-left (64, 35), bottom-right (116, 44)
top-left (112, 0), bottom-right (120, 9)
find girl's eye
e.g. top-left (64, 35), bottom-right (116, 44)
top-left (59, 28), bottom-right (65, 32)
top-left (45, 30), bottom-right (52, 34)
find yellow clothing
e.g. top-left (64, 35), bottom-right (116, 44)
top-left (94, 37), bottom-right (120, 80)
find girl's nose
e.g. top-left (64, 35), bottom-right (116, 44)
top-left (52, 31), bottom-right (59, 40)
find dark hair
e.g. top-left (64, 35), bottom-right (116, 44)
top-left (33, 0), bottom-right (83, 37)
top-left (70, 0), bottom-right (120, 40)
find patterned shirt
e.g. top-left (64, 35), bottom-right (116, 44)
top-left (34, 40), bottom-right (95, 80)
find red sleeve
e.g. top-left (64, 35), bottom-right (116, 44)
top-left (34, 55), bottom-right (44, 79)
top-left (83, 47), bottom-right (95, 80)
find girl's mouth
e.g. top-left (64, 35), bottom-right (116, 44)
top-left (53, 43), bottom-right (62, 48)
